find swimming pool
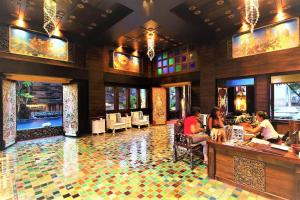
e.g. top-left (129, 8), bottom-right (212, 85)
top-left (17, 117), bottom-right (63, 131)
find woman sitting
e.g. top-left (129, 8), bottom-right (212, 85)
top-left (208, 107), bottom-right (226, 143)
top-left (244, 111), bottom-right (280, 143)
top-left (184, 110), bottom-right (209, 164)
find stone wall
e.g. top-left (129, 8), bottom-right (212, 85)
top-left (17, 126), bottom-right (63, 141)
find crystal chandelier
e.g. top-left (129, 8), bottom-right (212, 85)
top-left (147, 30), bottom-right (155, 61)
top-left (245, 0), bottom-right (260, 32)
top-left (43, 0), bottom-right (57, 37)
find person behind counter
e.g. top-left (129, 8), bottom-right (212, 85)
top-left (244, 111), bottom-right (280, 143)
top-left (208, 107), bottom-right (226, 142)
top-left (184, 110), bottom-right (209, 164)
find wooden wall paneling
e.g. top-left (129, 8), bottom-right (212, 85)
top-left (255, 75), bottom-right (270, 113)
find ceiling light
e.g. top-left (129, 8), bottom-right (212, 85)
top-left (147, 30), bottom-right (155, 61)
top-left (43, 0), bottom-right (57, 37)
top-left (216, 0), bottom-right (224, 6)
top-left (77, 3), bottom-right (84, 9)
top-left (189, 5), bottom-right (197, 11)
top-left (106, 9), bottom-right (112, 14)
top-left (245, 0), bottom-right (260, 32)
top-left (194, 10), bottom-right (201, 15)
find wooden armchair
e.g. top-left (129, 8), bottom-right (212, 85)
top-left (173, 120), bottom-right (203, 169)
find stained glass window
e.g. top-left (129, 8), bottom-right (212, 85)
top-left (182, 63), bottom-right (188, 71)
top-left (163, 59), bottom-right (168, 66)
top-left (118, 87), bottom-right (127, 110)
top-left (105, 87), bottom-right (114, 110)
top-left (158, 68), bottom-right (162, 76)
top-left (190, 62), bottom-right (196, 70)
top-left (130, 88), bottom-right (137, 109)
top-left (157, 54), bottom-right (162, 60)
top-left (182, 55), bottom-right (187, 62)
top-left (176, 64), bottom-right (181, 72)
top-left (175, 56), bottom-right (180, 63)
top-left (140, 89), bottom-right (147, 108)
top-left (163, 52), bottom-right (168, 59)
top-left (157, 61), bottom-right (162, 68)
top-left (169, 58), bottom-right (174, 65)
top-left (163, 68), bottom-right (168, 74)
top-left (169, 66), bottom-right (174, 73)
top-left (175, 48), bottom-right (180, 55)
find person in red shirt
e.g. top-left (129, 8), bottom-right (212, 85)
top-left (184, 110), bottom-right (209, 164)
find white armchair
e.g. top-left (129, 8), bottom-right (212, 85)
top-left (106, 113), bottom-right (127, 134)
top-left (131, 111), bottom-right (150, 129)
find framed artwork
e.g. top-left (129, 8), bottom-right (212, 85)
top-left (63, 83), bottom-right (78, 136)
top-left (9, 26), bottom-right (68, 61)
top-left (232, 18), bottom-right (299, 58)
top-left (218, 87), bottom-right (228, 116)
top-left (113, 51), bottom-right (141, 73)
top-left (152, 87), bottom-right (166, 125)
top-left (235, 86), bottom-right (247, 112)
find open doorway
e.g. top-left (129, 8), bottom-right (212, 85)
top-left (162, 82), bottom-right (191, 121)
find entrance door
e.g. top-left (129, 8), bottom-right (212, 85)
top-left (152, 87), bottom-right (167, 125)
top-left (168, 87), bottom-right (182, 120)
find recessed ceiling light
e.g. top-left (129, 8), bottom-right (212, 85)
top-left (81, 0), bottom-right (88, 3)
top-left (194, 10), bottom-right (201, 15)
top-left (69, 15), bottom-right (76, 19)
top-left (77, 3), bottom-right (84, 9)
top-left (68, 19), bottom-right (73, 23)
top-left (225, 10), bottom-right (232, 15)
top-left (90, 22), bottom-right (97, 27)
top-left (204, 18), bottom-right (210, 23)
top-left (101, 13), bottom-right (107, 18)
top-left (228, 14), bottom-right (235, 19)
top-left (106, 9), bottom-right (112, 14)
top-left (88, 26), bottom-right (93, 30)
top-left (189, 5), bottom-right (197, 11)
top-left (216, 0), bottom-right (224, 6)
top-left (208, 22), bottom-right (214, 26)
top-left (215, 28), bottom-right (221, 32)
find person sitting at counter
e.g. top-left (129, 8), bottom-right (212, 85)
top-left (184, 110), bottom-right (209, 164)
top-left (208, 107), bottom-right (226, 142)
top-left (244, 111), bottom-right (280, 143)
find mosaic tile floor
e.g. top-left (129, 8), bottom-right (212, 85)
top-left (0, 126), bottom-right (268, 200)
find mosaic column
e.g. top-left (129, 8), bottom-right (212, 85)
top-left (63, 82), bottom-right (78, 137)
top-left (0, 75), bottom-right (17, 150)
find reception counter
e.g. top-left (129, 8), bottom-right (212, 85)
top-left (208, 141), bottom-right (300, 200)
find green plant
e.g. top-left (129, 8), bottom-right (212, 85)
top-left (16, 81), bottom-right (34, 112)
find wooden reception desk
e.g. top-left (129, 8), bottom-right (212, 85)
top-left (208, 141), bottom-right (300, 200)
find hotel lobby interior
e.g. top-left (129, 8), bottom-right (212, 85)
top-left (1, 0), bottom-right (300, 199)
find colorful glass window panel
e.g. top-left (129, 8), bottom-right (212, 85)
top-left (175, 56), bottom-right (181, 63)
top-left (157, 61), bottom-right (162, 68)
top-left (163, 67), bottom-right (168, 74)
top-left (118, 87), bottom-right (127, 110)
top-left (176, 64), bottom-right (182, 72)
top-left (182, 55), bottom-right (187, 62)
top-left (158, 68), bottom-right (162, 76)
top-left (169, 50), bottom-right (174, 57)
top-left (157, 54), bottom-right (162, 60)
top-left (163, 52), bottom-right (168, 59)
top-left (182, 63), bottom-right (188, 71)
top-left (169, 58), bottom-right (174, 65)
top-left (190, 62), bottom-right (196, 70)
top-left (163, 59), bottom-right (168, 66)
top-left (105, 87), bottom-right (114, 110)
top-left (140, 89), bottom-right (147, 108)
top-left (169, 66), bottom-right (174, 73)
top-left (130, 88), bottom-right (137, 109)
top-left (175, 48), bottom-right (180, 55)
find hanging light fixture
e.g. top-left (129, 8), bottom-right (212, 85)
top-left (147, 30), bottom-right (155, 61)
top-left (245, 0), bottom-right (260, 32)
top-left (43, 0), bottom-right (57, 37)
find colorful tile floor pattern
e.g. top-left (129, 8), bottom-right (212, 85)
top-left (0, 125), bottom-right (268, 200)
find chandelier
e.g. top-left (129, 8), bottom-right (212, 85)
top-left (43, 0), bottom-right (57, 37)
top-left (147, 30), bottom-right (155, 61)
top-left (245, 0), bottom-right (260, 32)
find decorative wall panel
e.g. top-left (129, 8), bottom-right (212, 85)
top-left (63, 83), bottom-right (78, 136)
top-left (218, 87), bottom-right (228, 116)
top-left (232, 18), bottom-right (299, 58)
top-left (152, 87), bottom-right (166, 125)
top-left (2, 80), bottom-right (16, 148)
top-left (113, 51), bottom-right (141, 73)
top-left (234, 156), bottom-right (265, 192)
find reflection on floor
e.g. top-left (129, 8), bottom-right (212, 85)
top-left (0, 126), bottom-right (268, 200)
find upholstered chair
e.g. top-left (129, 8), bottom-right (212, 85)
top-left (131, 111), bottom-right (150, 129)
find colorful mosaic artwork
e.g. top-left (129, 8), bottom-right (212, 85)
top-left (9, 27), bottom-right (68, 61)
top-left (2, 80), bottom-right (16, 148)
top-left (152, 87), bottom-right (167, 125)
top-left (0, 126), bottom-right (268, 200)
top-left (63, 83), bottom-right (78, 136)
top-left (232, 18), bottom-right (299, 58)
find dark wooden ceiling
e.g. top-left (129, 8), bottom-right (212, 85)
top-left (1, 0), bottom-right (300, 52)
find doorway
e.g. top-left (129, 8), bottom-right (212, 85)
top-left (162, 82), bottom-right (191, 120)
